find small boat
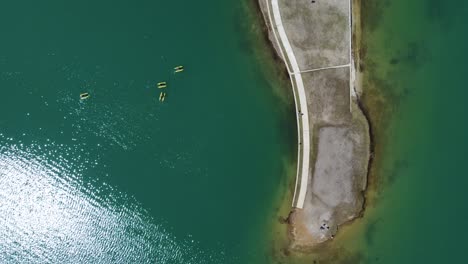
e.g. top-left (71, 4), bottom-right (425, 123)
top-left (159, 92), bottom-right (166, 102)
top-left (157, 82), bottom-right (167, 88)
top-left (174, 66), bottom-right (184, 73)
top-left (80, 93), bottom-right (90, 100)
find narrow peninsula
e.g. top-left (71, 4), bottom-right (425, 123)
top-left (259, 0), bottom-right (370, 249)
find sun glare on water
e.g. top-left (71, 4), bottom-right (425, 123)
top-left (0, 138), bottom-right (224, 263)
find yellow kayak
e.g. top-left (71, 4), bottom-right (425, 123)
top-left (157, 82), bottom-right (167, 88)
top-left (80, 93), bottom-right (90, 100)
top-left (159, 92), bottom-right (166, 102)
top-left (174, 66), bottom-right (184, 73)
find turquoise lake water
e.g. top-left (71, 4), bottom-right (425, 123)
top-left (2, 0), bottom-right (467, 263)
top-left (0, 1), bottom-right (295, 263)
top-left (331, 0), bottom-right (468, 263)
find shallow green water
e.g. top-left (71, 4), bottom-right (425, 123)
top-left (340, 0), bottom-right (468, 263)
top-left (0, 1), bottom-right (294, 263)
top-left (267, 1), bottom-right (468, 263)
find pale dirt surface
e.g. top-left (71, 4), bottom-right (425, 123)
top-left (278, 0), bottom-right (350, 69)
top-left (303, 68), bottom-right (351, 125)
top-left (300, 125), bottom-right (367, 244)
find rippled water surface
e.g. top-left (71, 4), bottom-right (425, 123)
top-left (0, 140), bottom-right (217, 263)
top-left (0, 0), bottom-right (294, 263)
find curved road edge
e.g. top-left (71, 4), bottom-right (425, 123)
top-left (266, 0), bottom-right (311, 209)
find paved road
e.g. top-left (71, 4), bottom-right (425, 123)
top-left (267, 0), bottom-right (311, 209)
